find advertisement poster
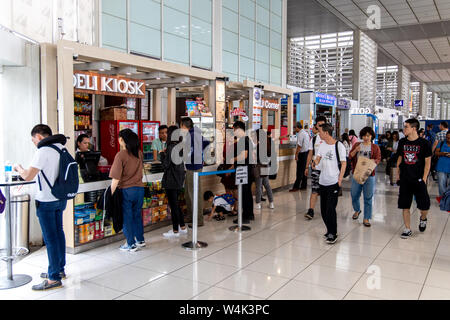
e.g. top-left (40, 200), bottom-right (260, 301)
top-left (253, 88), bottom-right (263, 130)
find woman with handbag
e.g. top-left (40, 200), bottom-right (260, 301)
top-left (160, 125), bottom-right (188, 238)
top-left (349, 127), bottom-right (381, 227)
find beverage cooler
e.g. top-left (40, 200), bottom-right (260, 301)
top-left (140, 121), bottom-right (160, 162)
top-left (100, 120), bottom-right (139, 164)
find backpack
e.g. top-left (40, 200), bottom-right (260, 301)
top-left (440, 188), bottom-right (450, 212)
top-left (38, 145), bottom-right (79, 200)
top-left (217, 194), bottom-right (236, 206)
top-left (335, 142), bottom-right (351, 178)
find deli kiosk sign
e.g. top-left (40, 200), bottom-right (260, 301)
top-left (73, 71), bottom-right (146, 98)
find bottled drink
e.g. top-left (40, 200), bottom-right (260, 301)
top-left (4, 161), bottom-right (12, 182)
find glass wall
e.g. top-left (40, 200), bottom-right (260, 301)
top-left (102, 0), bottom-right (212, 69)
top-left (222, 0), bottom-right (284, 86)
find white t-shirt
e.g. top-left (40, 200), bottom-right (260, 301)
top-left (317, 141), bottom-right (347, 186)
top-left (297, 129), bottom-right (310, 153)
top-left (213, 196), bottom-right (232, 212)
top-left (31, 144), bottom-right (63, 202)
top-left (309, 134), bottom-right (324, 161)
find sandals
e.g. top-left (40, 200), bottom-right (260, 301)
top-left (214, 215), bottom-right (226, 221)
top-left (352, 211), bottom-right (361, 220)
top-left (363, 220), bottom-right (371, 227)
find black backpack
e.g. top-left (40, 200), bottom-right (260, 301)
top-left (335, 142), bottom-right (351, 178)
top-left (38, 145), bottom-right (79, 200)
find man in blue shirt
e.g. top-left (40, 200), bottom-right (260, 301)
top-left (425, 124), bottom-right (436, 146)
top-left (180, 117), bottom-right (210, 227)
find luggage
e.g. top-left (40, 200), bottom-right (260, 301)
top-left (390, 167), bottom-right (399, 185)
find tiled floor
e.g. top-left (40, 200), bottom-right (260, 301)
top-left (1, 169), bottom-right (449, 300)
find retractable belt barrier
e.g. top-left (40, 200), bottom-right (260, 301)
top-left (182, 169), bottom-right (237, 251)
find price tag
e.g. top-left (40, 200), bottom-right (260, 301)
top-left (235, 166), bottom-right (248, 185)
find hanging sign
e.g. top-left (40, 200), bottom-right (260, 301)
top-left (315, 92), bottom-right (336, 107)
top-left (73, 71), bottom-right (146, 98)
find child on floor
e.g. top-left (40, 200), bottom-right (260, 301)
top-left (204, 191), bottom-right (237, 221)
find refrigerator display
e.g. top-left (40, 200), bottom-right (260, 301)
top-left (100, 120), bottom-right (139, 164)
top-left (140, 121), bottom-right (160, 162)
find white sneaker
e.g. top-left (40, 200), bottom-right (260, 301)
top-left (269, 202), bottom-right (275, 209)
top-left (163, 230), bottom-right (180, 238)
top-left (179, 227), bottom-right (188, 234)
top-left (255, 203), bottom-right (262, 209)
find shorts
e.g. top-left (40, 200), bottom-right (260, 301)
top-left (398, 178), bottom-right (430, 211)
top-left (311, 169), bottom-right (321, 194)
top-left (215, 206), bottom-right (231, 215)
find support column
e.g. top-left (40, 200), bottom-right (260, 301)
top-left (441, 99), bottom-right (447, 119)
top-left (40, 44), bottom-right (58, 132)
top-left (397, 65), bottom-right (411, 116)
top-left (419, 82), bottom-right (427, 117)
top-left (167, 88), bottom-right (176, 125)
top-left (152, 89), bottom-right (162, 123)
top-left (287, 95), bottom-right (293, 135)
top-left (432, 92), bottom-right (438, 119)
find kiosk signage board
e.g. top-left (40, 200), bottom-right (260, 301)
top-left (315, 92), bottom-right (336, 107)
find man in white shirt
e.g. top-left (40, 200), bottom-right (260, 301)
top-left (313, 123), bottom-right (347, 244)
top-left (290, 123), bottom-right (310, 192)
top-left (304, 116), bottom-right (327, 219)
top-left (399, 129), bottom-right (406, 140)
top-left (14, 124), bottom-right (68, 291)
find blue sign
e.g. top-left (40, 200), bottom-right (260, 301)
top-left (280, 97), bottom-right (288, 105)
top-left (337, 98), bottom-right (350, 110)
top-left (315, 92), bottom-right (336, 107)
top-left (293, 93), bottom-right (300, 104)
top-left (395, 100), bottom-right (404, 107)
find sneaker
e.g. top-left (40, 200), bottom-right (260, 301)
top-left (419, 218), bottom-right (428, 232)
top-left (401, 229), bottom-right (412, 239)
top-left (323, 233), bottom-right (329, 239)
top-left (40, 272), bottom-right (66, 280)
top-left (163, 230), bottom-right (180, 238)
top-left (255, 203), bottom-right (262, 209)
top-left (179, 227), bottom-right (188, 234)
top-left (119, 244), bottom-right (139, 252)
top-left (305, 209), bottom-right (314, 220)
top-left (269, 202), bottom-right (275, 209)
top-left (136, 241), bottom-right (146, 248)
top-left (32, 280), bottom-right (63, 291)
top-left (326, 234), bottom-right (338, 244)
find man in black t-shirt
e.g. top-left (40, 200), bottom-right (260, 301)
top-left (231, 121), bottom-right (254, 224)
top-left (395, 118), bottom-right (432, 239)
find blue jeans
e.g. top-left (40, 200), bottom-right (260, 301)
top-left (351, 176), bottom-right (375, 220)
top-left (121, 187), bottom-right (145, 246)
top-left (36, 200), bottom-right (67, 281)
top-left (437, 171), bottom-right (450, 196)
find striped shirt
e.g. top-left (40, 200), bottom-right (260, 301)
top-left (436, 129), bottom-right (448, 143)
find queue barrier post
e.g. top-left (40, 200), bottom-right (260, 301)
top-left (228, 171), bottom-right (251, 233)
top-left (182, 169), bottom-right (236, 251)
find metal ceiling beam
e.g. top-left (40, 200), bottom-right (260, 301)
top-left (407, 62), bottom-right (450, 71)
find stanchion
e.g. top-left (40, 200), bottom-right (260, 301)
top-left (229, 182), bottom-right (251, 232)
top-left (182, 172), bottom-right (208, 250)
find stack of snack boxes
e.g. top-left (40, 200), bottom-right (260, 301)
top-left (142, 181), bottom-right (171, 227)
top-left (74, 203), bottom-right (105, 245)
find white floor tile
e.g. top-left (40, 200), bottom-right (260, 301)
top-left (424, 268), bottom-right (450, 290)
top-left (351, 274), bottom-right (422, 300)
top-left (245, 255), bottom-right (308, 279)
top-left (202, 248), bottom-right (263, 268)
top-left (128, 275), bottom-right (210, 300)
top-left (344, 292), bottom-right (381, 300)
top-left (130, 252), bottom-right (195, 274)
top-left (171, 260), bottom-right (238, 285)
top-left (88, 265), bottom-right (165, 292)
top-left (40, 281), bottom-right (124, 300)
top-left (269, 280), bottom-right (347, 300)
top-left (216, 269), bottom-right (290, 299)
top-left (267, 243), bottom-right (327, 264)
top-left (313, 251), bottom-right (374, 273)
top-left (192, 287), bottom-right (261, 300)
top-left (295, 264), bottom-right (363, 291)
top-left (377, 247), bottom-right (434, 267)
top-left (420, 285), bottom-right (450, 300)
top-left (330, 241), bottom-right (385, 258)
top-left (370, 259), bottom-right (429, 284)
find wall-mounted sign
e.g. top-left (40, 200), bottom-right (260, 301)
top-left (395, 100), bottom-right (404, 107)
top-left (337, 98), bottom-right (351, 110)
top-left (280, 97), bottom-right (288, 105)
top-left (293, 92), bottom-right (300, 104)
top-left (216, 80), bottom-right (225, 102)
top-left (350, 107), bottom-right (371, 115)
top-left (73, 71), bottom-right (146, 98)
top-left (261, 99), bottom-right (280, 110)
top-left (252, 88), bottom-right (263, 130)
top-left (315, 92), bottom-right (336, 107)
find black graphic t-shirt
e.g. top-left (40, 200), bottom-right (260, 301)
top-left (396, 137), bottom-right (432, 181)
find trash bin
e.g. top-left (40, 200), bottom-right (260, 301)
top-left (0, 194), bottom-right (30, 256)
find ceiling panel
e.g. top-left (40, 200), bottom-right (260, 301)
top-left (434, 69), bottom-right (450, 81)
top-left (424, 70), bottom-right (443, 81)
top-left (396, 40), bottom-right (428, 64)
top-left (412, 39), bottom-right (441, 63)
top-left (413, 70), bottom-right (432, 82)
